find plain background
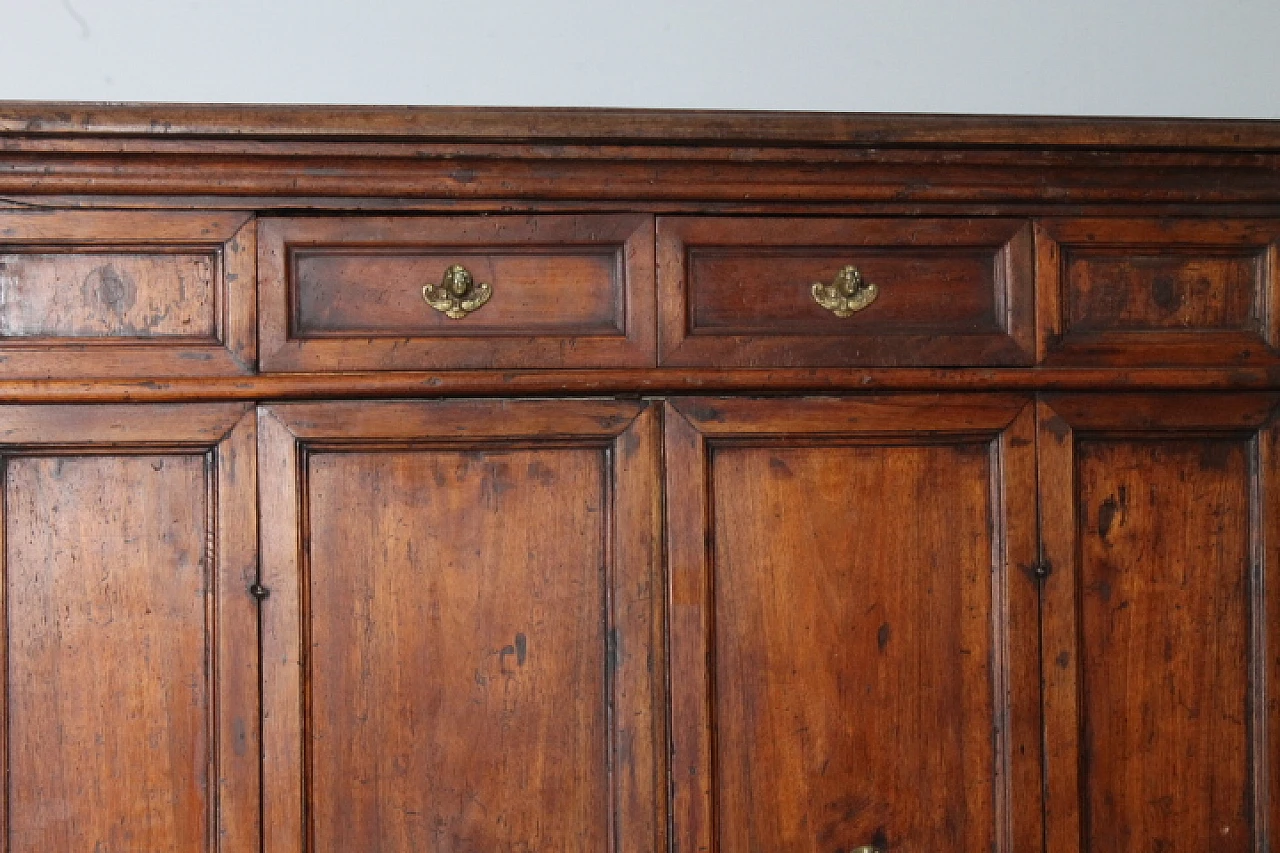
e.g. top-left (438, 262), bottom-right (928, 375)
top-left (1, 0), bottom-right (1278, 117)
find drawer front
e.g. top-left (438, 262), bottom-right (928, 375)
top-left (259, 215), bottom-right (655, 371)
top-left (1038, 218), bottom-right (1280, 365)
top-left (0, 211), bottom-right (254, 377)
top-left (657, 217), bottom-right (1034, 367)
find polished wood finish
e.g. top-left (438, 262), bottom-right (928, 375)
top-left (3, 105), bottom-right (1280, 853)
top-left (0, 211), bottom-right (255, 376)
top-left (258, 400), bottom-right (663, 853)
top-left (0, 404), bottom-right (258, 852)
top-left (1038, 219), bottom-right (1280, 365)
top-left (8, 104), bottom-right (1280, 149)
top-left (659, 217), bottom-right (1035, 367)
top-left (1038, 395), bottom-right (1280, 853)
top-left (665, 396), bottom-right (1042, 853)
top-left (260, 215), bottom-right (655, 371)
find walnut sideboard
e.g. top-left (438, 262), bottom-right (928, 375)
top-left (0, 105), bottom-right (1278, 853)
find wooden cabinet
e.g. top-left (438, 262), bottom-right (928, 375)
top-left (0, 105), bottom-right (1278, 851)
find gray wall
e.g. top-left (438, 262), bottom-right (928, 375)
top-left (2, 0), bottom-right (1278, 117)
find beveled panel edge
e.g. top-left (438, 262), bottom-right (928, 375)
top-left (261, 398), bottom-right (647, 440)
top-left (669, 394), bottom-right (1028, 435)
top-left (0, 210), bottom-right (256, 376)
top-left (0, 401), bottom-right (251, 444)
top-left (663, 397), bottom-right (1042, 853)
top-left (657, 216), bottom-right (1036, 368)
top-left (1036, 397), bottom-right (1280, 853)
top-left (258, 214), bottom-right (656, 372)
top-left (256, 399), bottom-right (665, 853)
top-left (1036, 218), bottom-right (1280, 365)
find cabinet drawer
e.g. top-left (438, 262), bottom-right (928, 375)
top-left (657, 217), bottom-right (1034, 367)
top-left (1038, 218), bottom-right (1280, 364)
top-left (0, 211), bottom-right (254, 377)
top-left (259, 215), bottom-right (655, 371)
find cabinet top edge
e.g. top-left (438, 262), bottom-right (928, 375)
top-left (3, 102), bottom-right (1280, 151)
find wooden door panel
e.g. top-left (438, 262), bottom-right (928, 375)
top-left (0, 405), bottom-right (259, 853)
top-left (1036, 219), bottom-right (1280, 365)
top-left (259, 400), bottom-right (663, 853)
top-left (1038, 395), bottom-right (1280, 853)
top-left (665, 396), bottom-right (1042, 853)
top-left (0, 211), bottom-right (256, 376)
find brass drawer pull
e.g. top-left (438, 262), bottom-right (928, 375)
top-left (850, 847), bottom-right (883, 853)
top-left (812, 264), bottom-right (878, 317)
top-left (423, 263), bottom-right (492, 319)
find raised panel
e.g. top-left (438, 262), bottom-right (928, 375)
top-left (665, 396), bottom-right (1042, 853)
top-left (0, 405), bottom-right (258, 853)
top-left (0, 252), bottom-right (217, 337)
top-left (1038, 396), bottom-right (1280, 853)
top-left (259, 215), bottom-right (656, 371)
top-left (1037, 219), bottom-right (1280, 365)
top-left (293, 250), bottom-right (622, 335)
top-left (0, 211), bottom-right (256, 376)
top-left (7, 455), bottom-right (210, 851)
top-left (306, 448), bottom-right (607, 851)
top-left (259, 400), bottom-right (663, 853)
top-left (657, 217), bottom-right (1035, 367)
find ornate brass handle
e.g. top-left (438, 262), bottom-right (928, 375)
top-left (811, 265), bottom-right (878, 317)
top-left (423, 263), bottom-right (492, 319)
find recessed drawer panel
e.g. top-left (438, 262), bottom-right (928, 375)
top-left (1037, 219), bottom-right (1280, 364)
top-left (0, 211), bottom-right (255, 377)
top-left (657, 217), bottom-right (1034, 367)
top-left (259, 215), bottom-right (655, 371)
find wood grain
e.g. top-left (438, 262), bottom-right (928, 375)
top-left (259, 215), bottom-right (655, 371)
top-left (0, 367), bottom-right (1271, 404)
top-left (0, 404), bottom-right (258, 853)
top-left (5, 104), bottom-right (1280, 150)
top-left (259, 400), bottom-right (664, 853)
top-left (0, 211), bottom-right (255, 376)
top-left (665, 396), bottom-right (1041, 853)
top-left (1079, 439), bottom-right (1250, 852)
top-left (1037, 219), bottom-right (1280, 365)
top-left (658, 217), bottom-right (1035, 367)
top-left (1038, 396), bottom-right (1280, 853)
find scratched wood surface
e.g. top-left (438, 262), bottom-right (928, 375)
top-left (0, 252), bottom-right (217, 338)
top-left (259, 400), bottom-right (664, 853)
top-left (657, 217), bottom-right (1035, 368)
top-left (258, 215), bottom-right (656, 372)
top-left (0, 106), bottom-right (1278, 853)
top-left (0, 404), bottom-right (259, 853)
top-left (0, 210), bottom-right (256, 376)
top-left (1038, 396), bottom-right (1280, 853)
top-left (1037, 219), bottom-right (1280, 365)
top-left (665, 397), bottom-right (1042, 853)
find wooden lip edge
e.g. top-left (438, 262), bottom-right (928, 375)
top-left (1, 103), bottom-right (1279, 151)
top-left (0, 367), bottom-right (1276, 402)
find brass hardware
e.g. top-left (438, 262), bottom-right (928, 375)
top-left (811, 265), bottom-right (878, 317)
top-left (423, 263), bottom-right (492, 319)
top-left (849, 848), bottom-right (883, 853)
